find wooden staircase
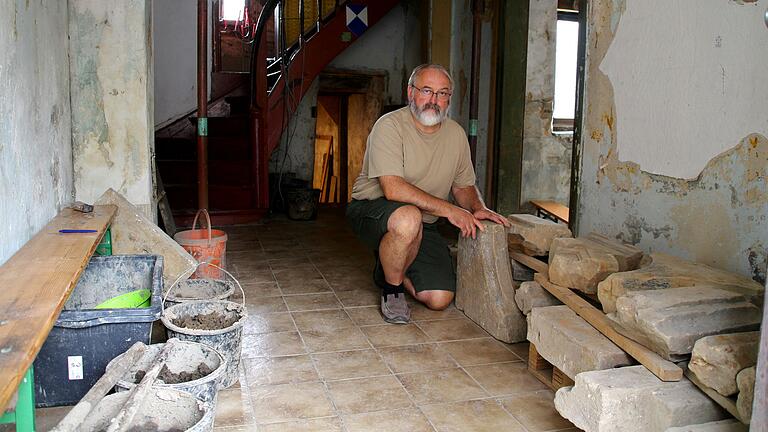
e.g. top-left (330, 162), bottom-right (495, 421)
top-left (156, 0), bottom-right (400, 225)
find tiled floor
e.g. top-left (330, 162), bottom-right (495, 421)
top-left (15, 209), bottom-right (579, 432)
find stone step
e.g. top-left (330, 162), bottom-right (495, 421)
top-left (554, 366), bottom-right (728, 432)
top-left (688, 331), bottom-right (759, 397)
top-left (506, 213), bottom-right (572, 256)
top-left (611, 287), bottom-right (762, 361)
top-left (527, 305), bottom-right (634, 379)
top-left (597, 253), bottom-right (765, 314)
top-left (548, 233), bottom-right (643, 294)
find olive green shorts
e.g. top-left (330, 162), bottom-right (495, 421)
top-left (346, 198), bottom-right (455, 293)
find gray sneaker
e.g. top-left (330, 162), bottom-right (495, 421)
top-left (381, 292), bottom-right (410, 324)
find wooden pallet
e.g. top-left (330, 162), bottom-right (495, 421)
top-left (527, 343), bottom-right (575, 391)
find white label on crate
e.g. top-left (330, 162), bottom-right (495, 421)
top-left (68, 356), bottom-right (83, 380)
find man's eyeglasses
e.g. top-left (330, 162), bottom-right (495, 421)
top-left (411, 85), bottom-right (452, 100)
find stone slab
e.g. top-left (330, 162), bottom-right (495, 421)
top-left (598, 253), bottom-right (765, 314)
top-left (689, 332), bottom-right (759, 397)
top-left (95, 188), bottom-right (196, 285)
top-left (456, 220), bottom-right (527, 343)
top-left (509, 258), bottom-right (535, 281)
top-left (515, 281), bottom-right (561, 315)
top-left (612, 287), bottom-right (762, 361)
top-left (548, 233), bottom-right (643, 294)
top-left (665, 420), bottom-right (748, 432)
top-left (506, 213), bottom-right (572, 256)
top-left (527, 305), bottom-right (633, 378)
top-left (736, 366), bottom-right (755, 423)
top-left (554, 366), bottom-right (727, 432)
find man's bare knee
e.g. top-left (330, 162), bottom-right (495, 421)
top-left (387, 205), bottom-right (422, 241)
top-left (422, 291), bottom-right (454, 311)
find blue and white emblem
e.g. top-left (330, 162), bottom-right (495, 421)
top-left (345, 4), bottom-right (368, 37)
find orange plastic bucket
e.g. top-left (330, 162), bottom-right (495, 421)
top-left (174, 209), bottom-right (228, 279)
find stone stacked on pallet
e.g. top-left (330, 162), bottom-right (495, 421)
top-left (506, 213), bottom-right (572, 256)
top-left (554, 366), bottom-right (727, 432)
top-left (527, 306), bottom-right (633, 379)
top-left (548, 233), bottom-right (643, 294)
top-left (736, 366), bottom-right (755, 423)
top-left (514, 281), bottom-right (561, 315)
top-left (688, 332), bottom-right (759, 397)
top-left (597, 253), bottom-right (765, 314)
top-left (456, 221), bottom-right (527, 343)
top-left (610, 287), bottom-right (762, 361)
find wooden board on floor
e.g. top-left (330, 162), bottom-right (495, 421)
top-left (0, 205), bottom-right (116, 412)
top-left (534, 273), bottom-right (683, 382)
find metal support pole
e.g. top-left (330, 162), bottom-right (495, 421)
top-left (197, 0), bottom-right (209, 210)
top-left (467, 0), bottom-right (484, 167)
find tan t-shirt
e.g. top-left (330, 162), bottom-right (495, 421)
top-left (351, 106), bottom-right (476, 223)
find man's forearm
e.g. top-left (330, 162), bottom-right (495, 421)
top-left (378, 176), bottom-right (456, 218)
top-left (452, 185), bottom-right (485, 213)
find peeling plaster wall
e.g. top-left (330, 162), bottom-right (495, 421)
top-left (270, 3), bottom-right (421, 182)
top-left (0, 1), bottom-right (74, 265)
top-left (579, 0), bottom-right (768, 282)
top-left (69, 0), bottom-right (156, 220)
top-left (521, 0), bottom-right (572, 209)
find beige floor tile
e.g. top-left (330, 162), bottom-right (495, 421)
top-left (343, 408), bottom-right (436, 432)
top-left (409, 303), bottom-right (465, 321)
top-left (439, 338), bottom-right (521, 366)
top-left (213, 425), bottom-right (259, 431)
top-left (279, 278), bottom-right (332, 295)
top-left (268, 257), bottom-right (315, 270)
top-left (312, 349), bottom-right (391, 380)
top-left (361, 324), bottom-right (430, 347)
top-left (326, 375), bottom-right (412, 414)
top-left (241, 281), bottom-right (282, 298)
top-left (250, 382), bottom-right (335, 424)
top-left (284, 293), bottom-right (341, 311)
top-left (335, 288), bottom-right (380, 307)
top-left (242, 331), bottom-right (306, 358)
top-left (232, 261), bottom-right (272, 273)
top-left (237, 269), bottom-right (276, 284)
top-left (416, 318), bottom-right (488, 342)
top-left (345, 306), bottom-right (387, 326)
top-left (228, 240), bottom-right (262, 252)
top-left (259, 417), bottom-right (343, 432)
top-left (291, 309), bottom-right (354, 332)
top-left (242, 312), bottom-right (296, 335)
top-left (396, 368), bottom-right (487, 404)
top-left (378, 344), bottom-right (458, 374)
top-left (245, 296), bottom-right (287, 315)
top-left (229, 250), bottom-right (268, 262)
top-left (505, 341), bottom-right (530, 361)
top-left (301, 327), bottom-right (371, 353)
top-left (243, 355), bottom-right (319, 386)
top-left (464, 362), bottom-right (547, 396)
top-left (273, 265), bottom-right (323, 281)
top-left (215, 387), bottom-right (253, 427)
top-left (420, 399), bottom-right (525, 432)
top-left (499, 390), bottom-right (575, 432)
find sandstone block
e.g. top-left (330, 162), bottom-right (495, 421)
top-left (612, 287), bottom-right (762, 361)
top-left (598, 253), bottom-right (765, 314)
top-left (554, 366), bottom-right (727, 432)
top-left (456, 221), bottom-right (526, 343)
top-left (665, 419), bottom-right (748, 432)
top-left (506, 213), bottom-right (572, 256)
top-left (688, 332), bottom-right (759, 396)
top-left (548, 233), bottom-right (643, 294)
top-left (527, 305), bottom-right (633, 378)
top-left (509, 258), bottom-right (535, 281)
top-left (95, 188), bottom-right (196, 285)
top-left (515, 281), bottom-right (561, 315)
top-left (736, 366), bottom-right (755, 423)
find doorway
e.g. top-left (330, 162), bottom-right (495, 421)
top-left (311, 71), bottom-right (386, 205)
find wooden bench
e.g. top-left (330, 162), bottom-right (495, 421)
top-left (530, 200), bottom-right (569, 224)
top-left (0, 205), bottom-right (116, 416)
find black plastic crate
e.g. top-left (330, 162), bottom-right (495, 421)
top-left (33, 255), bottom-right (163, 407)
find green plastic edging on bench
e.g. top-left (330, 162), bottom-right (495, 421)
top-left (0, 366), bottom-right (35, 432)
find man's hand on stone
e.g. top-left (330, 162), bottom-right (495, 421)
top-left (447, 206), bottom-right (484, 239)
top-left (473, 208), bottom-right (511, 227)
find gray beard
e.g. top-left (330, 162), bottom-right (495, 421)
top-left (409, 99), bottom-right (448, 127)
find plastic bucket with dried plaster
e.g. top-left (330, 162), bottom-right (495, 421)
top-left (107, 339), bottom-right (227, 403)
top-left (163, 278), bottom-right (234, 308)
top-left (174, 209), bottom-right (228, 279)
top-left (161, 300), bottom-right (247, 389)
top-left (78, 387), bottom-right (213, 432)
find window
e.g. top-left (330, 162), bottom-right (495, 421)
top-left (553, 12), bottom-right (579, 132)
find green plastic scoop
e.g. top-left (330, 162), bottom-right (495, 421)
top-left (95, 289), bottom-right (151, 309)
